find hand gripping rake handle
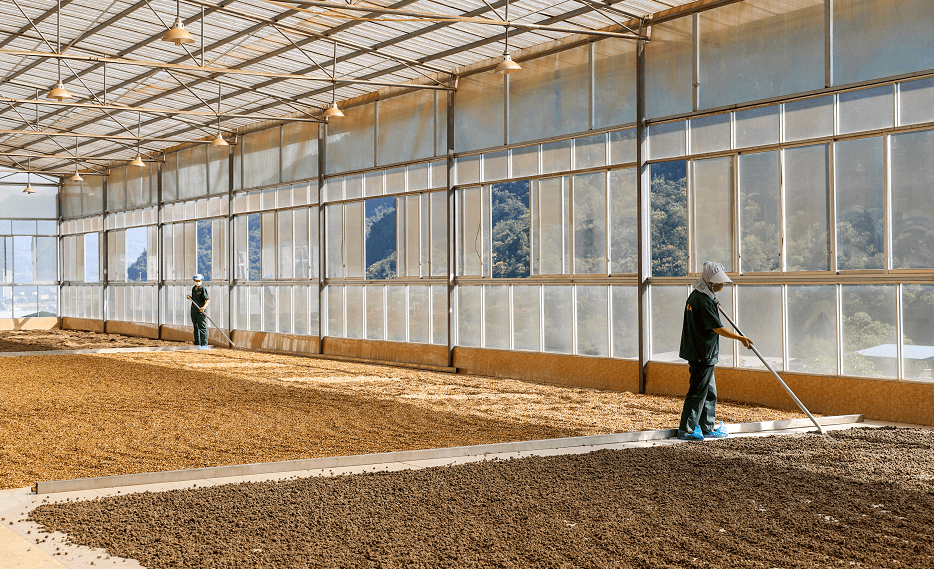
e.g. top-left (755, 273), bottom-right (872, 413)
top-left (717, 305), bottom-right (825, 435)
top-left (190, 297), bottom-right (237, 348)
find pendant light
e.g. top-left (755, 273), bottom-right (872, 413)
top-left (23, 159), bottom-right (35, 194)
top-left (211, 83), bottom-right (228, 147)
top-left (130, 112), bottom-right (145, 167)
top-left (162, 0), bottom-right (195, 46)
top-left (70, 136), bottom-right (84, 182)
top-left (494, 0), bottom-right (521, 75)
top-left (47, 0), bottom-right (73, 101)
top-left (322, 41), bottom-right (344, 119)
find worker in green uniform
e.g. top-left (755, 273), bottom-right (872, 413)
top-left (677, 262), bottom-right (753, 441)
top-left (186, 274), bottom-right (211, 349)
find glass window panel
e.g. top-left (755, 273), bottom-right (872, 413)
top-left (177, 145), bottom-right (208, 200)
top-left (0, 186), bottom-right (55, 219)
top-left (787, 285), bottom-right (837, 374)
top-left (511, 145), bottom-right (539, 179)
top-left (432, 285), bottom-right (447, 345)
top-left (327, 103), bottom-right (375, 174)
top-left (575, 134), bottom-right (607, 170)
top-left (281, 122), bottom-right (318, 183)
top-left (457, 187), bottom-right (482, 276)
top-left (125, 227), bottom-right (148, 282)
top-left (541, 139), bottom-right (571, 175)
top-left (454, 73), bottom-right (503, 153)
top-left (491, 180), bottom-right (530, 278)
top-left (387, 285), bottom-right (406, 342)
top-left (842, 284), bottom-right (897, 378)
top-left (835, 137), bottom-right (885, 270)
top-left (483, 151), bottom-right (508, 182)
top-left (409, 285), bottom-right (429, 344)
top-left (890, 129), bottom-right (934, 269)
top-left (11, 220), bottom-right (35, 235)
top-left (430, 191), bottom-right (446, 277)
top-left (594, 38), bottom-right (637, 128)
top-left (378, 91), bottom-right (434, 165)
top-left (13, 235), bottom-right (32, 283)
top-left (293, 286), bottom-right (308, 336)
top-left (577, 285), bottom-right (609, 357)
top-left (690, 114), bottom-right (731, 155)
top-left (902, 284), bottom-right (934, 381)
top-left (838, 86), bottom-right (894, 135)
top-left (0, 286), bottom-right (10, 318)
top-left (345, 285), bottom-right (364, 339)
top-left (715, 286), bottom-right (734, 368)
top-left (650, 161), bottom-right (687, 277)
top-left (609, 128), bottom-right (637, 166)
top-left (693, 156), bottom-right (733, 272)
top-left (366, 285), bottom-right (384, 340)
top-left (483, 285), bottom-right (509, 350)
top-left (326, 205), bottom-right (342, 278)
top-left (645, 16), bottom-right (693, 119)
top-left (573, 171), bottom-right (607, 274)
top-left (784, 144), bottom-right (830, 271)
top-left (698, 0), bottom-right (824, 109)
top-left (735, 105), bottom-right (779, 148)
top-left (512, 285), bottom-right (540, 352)
top-left (784, 96), bottom-right (833, 142)
top-left (736, 285), bottom-right (783, 370)
top-left (364, 197), bottom-right (396, 279)
top-left (456, 155), bottom-right (480, 186)
top-left (509, 47), bottom-right (589, 144)
top-left (38, 285), bottom-right (57, 318)
top-left (543, 285), bottom-right (573, 354)
top-left (649, 121), bottom-right (686, 160)
top-left (35, 237), bottom-right (57, 283)
top-left (833, 0), bottom-right (934, 86)
top-left (650, 285), bottom-right (688, 362)
top-left (534, 177), bottom-right (567, 275)
top-left (899, 77), bottom-right (934, 126)
top-left (609, 168), bottom-right (637, 274)
top-left (611, 286), bottom-right (638, 359)
top-left (326, 286), bottom-right (343, 337)
top-left (456, 286), bottom-right (481, 347)
top-left (261, 212), bottom-right (276, 279)
top-left (739, 151), bottom-right (780, 272)
top-left (13, 285), bottom-right (36, 318)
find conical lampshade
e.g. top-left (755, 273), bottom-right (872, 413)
top-left (130, 155), bottom-right (146, 167)
top-left (23, 185), bottom-right (35, 194)
top-left (47, 81), bottom-right (73, 101)
top-left (70, 171), bottom-right (84, 182)
top-left (494, 54), bottom-right (522, 75)
top-left (322, 102), bottom-right (344, 119)
top-left (211, 134), bottom-right (228, 147)
top-left (162, 17), bottom-right (195, 46)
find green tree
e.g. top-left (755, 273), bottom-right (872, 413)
top-left (126, 249), bottom-right (147, 281)
top-left (491, 181), bottom-right (530, 278)
top-left (650, 161), bottom-right (686, 277)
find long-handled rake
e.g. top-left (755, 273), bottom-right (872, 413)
top-left (717, 304), bottom-right (826, 436)
top-left (189, 297), bottom-right (237, 348)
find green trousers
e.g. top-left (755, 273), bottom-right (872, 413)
top-left (191, 308), bottom-right (208, 346)
top-left (679, 361), bottom-right (717, 433)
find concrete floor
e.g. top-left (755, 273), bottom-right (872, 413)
top-left (0, 417), bottom-right (925, 569)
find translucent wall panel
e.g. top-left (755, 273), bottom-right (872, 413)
top-left (344, 201), bottom-right (364, 278)
top-left (610, 129), bottom-right (637, 166)
top-left (378, 91), bottom-right (435, 165)
top-left (326, 205), bottom-right (342, 278)
top-left (126, 163), bottom-right (155, 208)
top-left (833, 0), bottom-right (934, 86)
top-left (483, 285), bottom-right (509, 350)
top-left (430, 191), bottom-right (446, 277)
top-left (457, 186), bottom-right (483, 276)
top-left (403, 195), bottom-right (420, 277)
top-left (838, 86), bottom-right (894, 135)
top-left (690, 114), bottom-right (730, 155)
top-left (0, 286), bottom-right (10, 318)
top-left (281, 122), bottom-right (318, 183)
top-left (842, 284), bottom-right (897, 378)
top-left (646, 16), bottom-right (693, 119)
top-left (577, 286), bottom-right (609, 357)
top-left (698, 0), bottom-right (824, 109)
top-left (611, 286), bottom-right (637, 358)
top-left (899, 77), bottom-right (934, 126)
top-left (784, 144), bottom-right (830, 271)
top-left (735, 105), bottom-right (779, 148)
top-left (902, 284), bottom-right (934, 380)
top-left (0, 186), bottom-right (55, 219)
top-left (890, 129), bottom-right (934, 269)
top-left (207, 144), bottom-right (230, 195)
top-left (278, 211), bottom-right (293, 280)
top-left (784, 96), bottom-right (833, 143)
top-left (61, 179), bottom-right (82, 218)
top-left (739, 151), bottom-right (780, 272)
top-left (263, 285), bottom-right (276, 332)
top-left (509, 46), bottom-right (589, 144)
top-left (456, 286), bottom-right (481, 347)
top-left (195, 220), bottom-right (212, 280)
top-left (242, 127), bottom-right (281, 189)
top-left (345, 285), bottom-right (364, 339)
top-left (573, 171), bottom-right (606, 274)
top-left (650, 285), bottom-right (687, 362)
top-left (483, 151), bottom-right (507, 182)
top-left (293, 286), bottom-right (309, 336)
top-left (650, 161), bottom-right (687, 277)
top-left (512, 285), bottom-right (540, 351)
top-left (211, 219), bottom-right (226, 281)
top-left (327, 103), bottom-right (375, 175)
top-left (787, 285), bottom-right (837, 374)
top-left (541, 139), bottom-right (571, 175)
top-left (575, 134), bottom-right (607, 170)
top-left (543, 286), bottom-right (572, 354)
top-left (366, 285), bottom-right (384, 340)
top-left (533, 177), bottom-right (568, 275)
top-left (693, 156), bottom-right (733, 272)
top-left (512, 145), bottom-right (539, 179)
top-left (108, 167), bottom-right (126, 211)
top-left (454, 72), bottom-right (504, 152)
top-left (177, 145), bottom-right (207, 200)
top-left (85, 233), bottom-right (99, 282)
top-left (736, 285), bottom-right (783, 370)
top-left (491, 181), bottom-right (530, 278)
top-left (834, 137), bottom-right (885, 270)
top-left (432, 285), bottom-right (446, 345)
top-left (649, 121), bottom-right (686, 160)
top-left (162, 152), bottom-right (178, 202)
top-left (184, 222), bottom-right (197, 279)
top-left (594, 38), bottom-right (637, 128)
top-left (714, 286), bottom-right (734, 367)
top-left (261, 212), bottom-right (276, 279)
top-left (387, 285), bottom-right (406, 342)
top-left (409, 285), bottom-right (430, 344)
top-left (609, 168), bottom-right (637, 274)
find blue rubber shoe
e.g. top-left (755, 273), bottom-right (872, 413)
top-left (703, 421), bottom-right (729, 439)
top-left (677, 425), bottom-right (704, 441)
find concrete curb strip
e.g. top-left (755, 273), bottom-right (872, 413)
top-left (33, 414), bottom-right (863, 494)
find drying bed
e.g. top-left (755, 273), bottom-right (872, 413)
top-left (0, 348), bottom-right (802, 489)
top-left (0, 329), bottom-right (187, 352)
top-left (26, 427), bottom-right (934, 569)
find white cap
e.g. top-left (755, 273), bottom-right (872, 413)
top-left (193, 273), bottom-right (204, 281)
top-left (703, 261), bottom-right (732, 284)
